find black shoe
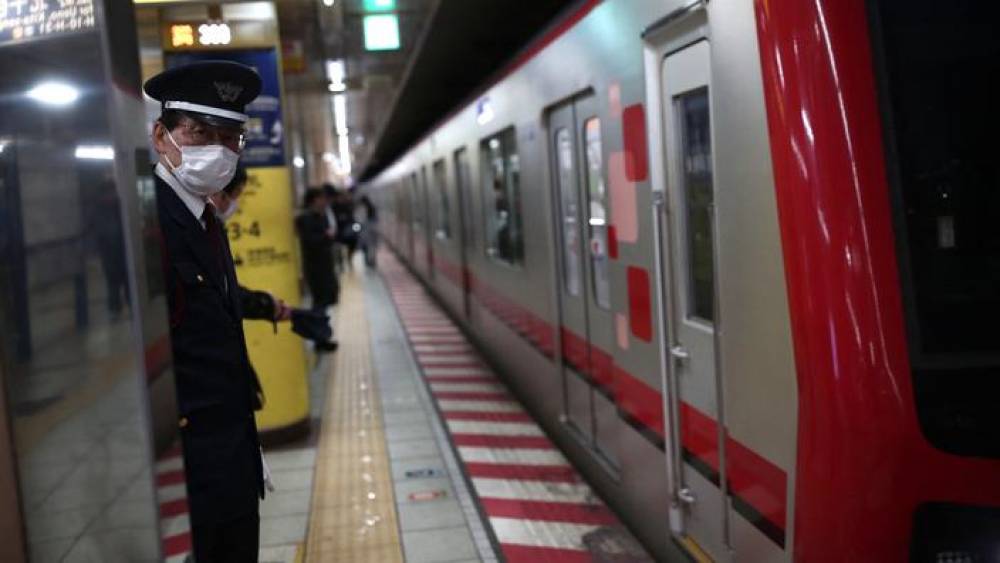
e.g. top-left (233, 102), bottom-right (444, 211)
top-left (315, 339), bottom-right (339, 353)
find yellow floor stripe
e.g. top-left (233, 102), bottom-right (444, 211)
top-left (304, 272), bottom-right (404, 562)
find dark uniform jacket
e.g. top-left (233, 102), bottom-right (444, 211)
top-left (155, 173), bottom-right (263, 527)
top-left (295, 210), bottom-right (337, 307)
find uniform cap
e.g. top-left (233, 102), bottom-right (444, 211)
top-left (143, 61), bottom-right (262, 127)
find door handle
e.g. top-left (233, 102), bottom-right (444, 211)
top-left (670, 345), bottom-right (690, 362)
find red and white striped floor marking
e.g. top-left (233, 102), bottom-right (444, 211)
top-left (156, 444), bottom-right (192, 563)
top-left (382, 256), bottom-right (644, 562)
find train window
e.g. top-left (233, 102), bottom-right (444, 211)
top-left (678, 88), bottom-right (714, 323)
top-left (432, 159), bottom-right (450, 239)
top-left (556, 127), bottom-right (582, 295)
top-left (870, 0), bottom-right (1000, 457)
top-left (583, 117), bottom-right (610, 309)
top-left (480, 128), bottom-right (523, 264)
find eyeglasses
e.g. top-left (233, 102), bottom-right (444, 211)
top-left (179, 122), bottom-right (247, 152)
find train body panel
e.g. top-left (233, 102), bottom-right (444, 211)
top-left (368, 0), bottom-right (1000, 560)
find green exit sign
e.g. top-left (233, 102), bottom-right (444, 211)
top-left (363, 0), bottom-right (396, 12)
top-left (363, 14), bottom-right (400, 51)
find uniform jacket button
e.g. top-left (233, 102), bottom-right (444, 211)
top-left (196, 274), bottom-right (204, 282)
top-left (179, 417), bottom-right (189, 428)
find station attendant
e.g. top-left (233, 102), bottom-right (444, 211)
top-left (145, 61), bottom-right (264, 563)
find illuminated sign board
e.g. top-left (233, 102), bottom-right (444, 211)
top-left (169, 22), bottom-right (232, 48)
top-left (363, 14), bottom-right (399, 51)
top-left (362, 0), bottom-right (395, 11)
top-left (0, 0), bottom-right (96, 45)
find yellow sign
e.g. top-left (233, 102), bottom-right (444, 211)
top-left (169, 24), bottom-right (194, 47)
top-left (229, 166), bottom-right (310, 433)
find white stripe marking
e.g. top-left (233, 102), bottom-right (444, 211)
top-left (473, 477), bottom-right (596, 504)
top-left (458, 446), bottom-right (568, 467)
top-left (159, 513), bottom-right (191, 537)
top-left (156, 456), bottom-right (184, 473)
top-left (447, 419), bottom-right (543, 437)
top-left (157, 483), bottom-right (187, 503)
top-left (418, 355), bottom-right (481, 364)
top-left (437, 399), bottom-right (521, 413)
top-left (490, 517), bottom-right (598, 550)
top-left (423, 366), bottom-right (493, 376)
top-left (432, 382), bottom-right (507, 394)
top-left (413, 344), bottom-right (473, 353)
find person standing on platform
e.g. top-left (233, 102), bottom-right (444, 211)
top-left (295, 188), bottom-right (338, 312)
top-left (359, 194), bottom-right (378, 268)
top-left (145, 61), bottom-right (264, 563)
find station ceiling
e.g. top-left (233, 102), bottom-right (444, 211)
top-left (356, 0), bottom-right (579, 181)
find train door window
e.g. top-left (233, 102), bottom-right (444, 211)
top-left (455, 148), bottom-right (473, 247)
top-left (870, 0), bottom-right (1000, 458)
top-left (480, 128), bottom-right (523, 264)
top-left (555, 127), bottom-right (582, 295)
top-left (432, 159), bottom-right (450, 239)
top-left (678, 89), bottom-right (714, 323)
top-left (582, 117), bottom-right (610, 309)
top-left (410, 172), bottom-right (422, 230)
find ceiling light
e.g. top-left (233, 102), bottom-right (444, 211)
top-left (322, 152), bottom-right (335, 163)
top-left (75, 145), bottom-right (114, 161)
top-left (293, 156), bottom-right (305, 168)
top-left (363, 0), bottom-right (395, 11)
top-left (322, 0), bottom-right (334, 6)
top-left (27, 81), bottom-right (79, 107)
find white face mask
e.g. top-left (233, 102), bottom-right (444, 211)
top-left (216, 200), bottom-right (239, 222)
top-left (165, 129), bottom-right (239, 197)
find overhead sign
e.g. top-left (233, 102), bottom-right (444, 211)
top-left (0, 0), bottom-right (95, 45)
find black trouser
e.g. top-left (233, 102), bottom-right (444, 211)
top-left (192, 510), bottom-right (259, 563)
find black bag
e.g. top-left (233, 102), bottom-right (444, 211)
top-left (290, 308), bottom-right (334, 344)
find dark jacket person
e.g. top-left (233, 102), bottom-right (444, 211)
top-left (144, 61), bottom-right (264, 563)
top-left (296, 188), bottom-right (338, 311)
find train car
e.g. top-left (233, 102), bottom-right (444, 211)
top-left (365, 0), bottom-right (1000, 560)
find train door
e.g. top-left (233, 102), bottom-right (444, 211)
top-left (421, 166), bottom-right (435, 279)
top-left (658, 39), bottom-right (730, 559)
top-left (454, 148), bottom-right (473, 318)
top-left (550, 94), bottom-right (618, 467)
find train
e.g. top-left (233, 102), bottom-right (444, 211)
top-left (363, 0), bottom-right (1000, 561)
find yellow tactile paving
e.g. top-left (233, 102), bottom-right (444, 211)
top-left (304, 272), bottom-right (405, 563)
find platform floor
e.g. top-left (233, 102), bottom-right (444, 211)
top-left (159, 251), bottom-right (654, 562)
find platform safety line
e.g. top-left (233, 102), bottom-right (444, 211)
top-left (303, 271), bottom-right (404, 563)
top-left (381, 252), bottom-right (650, 562)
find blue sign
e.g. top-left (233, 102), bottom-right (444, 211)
top-left (164, 49), bottom-right (285, 167)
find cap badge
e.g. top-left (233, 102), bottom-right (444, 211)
top-left (214, 81), bottom-right (244, 103)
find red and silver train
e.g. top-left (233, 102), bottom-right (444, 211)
top-left (365, 0), bottom-right (1000, 560)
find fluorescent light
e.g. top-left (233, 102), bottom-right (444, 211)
top-left (323, 0), bottom-right (334, 6)
top-left (363, 14), bottom-right (400, 51)
top-left (322, 152), bottom-right (335, 163)
top-left (27, 82), bottom-right (79, 107)
top-left (293, 156), bottom-right (305, 168)
top-left (333, 94), bottom-right (348, 135)
top-left (75, 145), bottom-right (114, 161)
top-left (326, 59), bottom-right (346, 92)
top-left (338, 133), bottom-right (351, 175)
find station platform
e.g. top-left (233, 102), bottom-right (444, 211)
top-left (158, 250), bottom-right (653, 562)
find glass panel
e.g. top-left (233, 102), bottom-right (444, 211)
top-left (872, 0), bottom-right (1000, 458)
top-left (433, 159), bottom-right (450, 239)
top-left (555, 128), bottom-right (581, 296)
top-left (0, 24), bottom-right (161, 560)
top-left (678, 88), bottom-right (714, 322)
top-left (583, 117), bottom-right (610, 309)
top-left (481, 128), bottom-right (522, 264)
